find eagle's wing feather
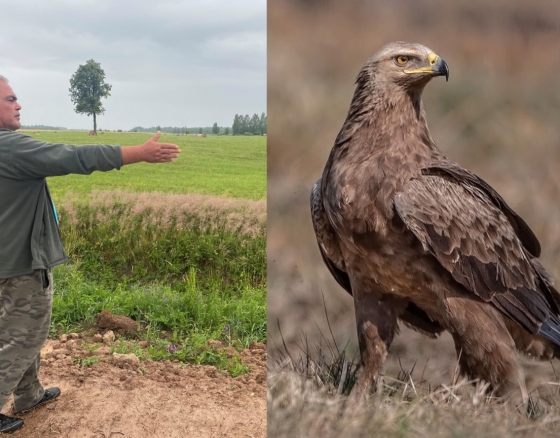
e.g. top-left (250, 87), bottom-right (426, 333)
top-left (423, 162), bottom-right (541, 257)
top-left (311, 179), bottom-right (444, 337)
top-left (395, 169), bottom-right (560, 342)
top-left (311, 179), bottom-right (351, 293)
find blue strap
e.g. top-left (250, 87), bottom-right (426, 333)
top-left (51, 200), bottom-right (59, 224)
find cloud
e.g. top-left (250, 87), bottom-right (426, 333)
top-left (0, 0), bottom-right (266, 129)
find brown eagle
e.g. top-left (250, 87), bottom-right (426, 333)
top-left (311, 41), bottom-right (560, 397)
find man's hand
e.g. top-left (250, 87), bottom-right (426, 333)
top-left (121, 131), bottom-right (181, 165)
top-left (141, 132), bottom-right (181, 163)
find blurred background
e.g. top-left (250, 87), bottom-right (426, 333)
top-left (268, 0), bottom-right (560, 388)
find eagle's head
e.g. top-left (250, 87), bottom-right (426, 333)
top-left (361, 41), bottom-right (449, 91)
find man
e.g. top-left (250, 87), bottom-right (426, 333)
top-left (0, 76), bottom-right (180, 433)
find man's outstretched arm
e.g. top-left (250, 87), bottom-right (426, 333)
top-left (121, 131), bottom-right (181, 165)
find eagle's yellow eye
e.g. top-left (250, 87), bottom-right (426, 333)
top-left (396, 56), bottom-right (409, 65)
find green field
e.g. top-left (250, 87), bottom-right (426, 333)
top-left (23, 130), bottom-right (267, 374)
top-left (21, 131), bottom-right (266, 200)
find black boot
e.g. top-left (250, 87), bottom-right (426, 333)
top-left (13, 387), bottom-right (61, 415)
top-left (0, 414), bottom-right (23, 433)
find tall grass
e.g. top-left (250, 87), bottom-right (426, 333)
top-left (50, 190), bottom-right (266, 372)
top-left (58, 190), bottom-right (266, 289)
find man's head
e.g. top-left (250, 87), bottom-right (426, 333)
top-left (0, 76), bottom-right (21, 130)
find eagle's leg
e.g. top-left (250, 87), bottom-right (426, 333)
top-left (352, 289), bottom-right (400, 396)
top-left (440, 296), bottom-right (528, 402)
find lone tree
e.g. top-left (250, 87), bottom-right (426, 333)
top-left (69, 59), bottom-right (112, 134)
top-left (212, 122), bottom-right (219, 135)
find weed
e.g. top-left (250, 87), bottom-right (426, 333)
top-left (73, 356), bottom-right (100, 368)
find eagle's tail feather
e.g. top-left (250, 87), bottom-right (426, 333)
top-left (538, 318), bottom-right (560, 347)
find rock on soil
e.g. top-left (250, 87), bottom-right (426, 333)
top-left (102, 330), bottom-right (115, 344)
top-left (112, 352), bottom-right (140, 367)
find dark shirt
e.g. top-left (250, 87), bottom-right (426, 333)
top-left (0, 129), bottom-right (122, 278)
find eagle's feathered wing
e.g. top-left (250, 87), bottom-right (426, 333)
top-left (394, 162), bottom-right (560, 344)
top-left (311, 178), bottom-right (445, 337)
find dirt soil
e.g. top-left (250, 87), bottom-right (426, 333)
top-left (1, 336), bottom-right (266, 438)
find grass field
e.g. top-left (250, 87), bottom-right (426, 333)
top-left (22, 130), bottom-right (267, 375)
top-left (21, 130), bottom-right (266, 200)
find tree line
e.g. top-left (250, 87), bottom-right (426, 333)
top-left (129, 126), bottom-right (228, 134)
top-left (130, 115), bottom-right (267, 135)
top-left (232, 113), bottom-right (266, 136)
top-left (22, 125), bottom-right (67, 131)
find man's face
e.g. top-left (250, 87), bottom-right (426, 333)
top-left (0, 81), bottom-right (21, 130)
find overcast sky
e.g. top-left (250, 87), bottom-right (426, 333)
top-left (0, 0), bottom-right (266, 130)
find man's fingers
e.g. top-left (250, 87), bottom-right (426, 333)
top-left (155, 145), bottom-right (180, 162)
top-left (159, 146), bottom-right (180, 156)
top-left (159, 143), bottom-right (180, 150)
top-left (161, 145), bottom-right (180, 154)
top-left (151, 131), bottom-right (162, 142)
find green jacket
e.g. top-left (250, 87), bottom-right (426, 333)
top-left (0, 129), bottom-right (122, 278)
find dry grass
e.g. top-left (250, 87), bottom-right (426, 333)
top-left (268, 367), bottom-right (560, 437)
top-left (59, 189), bottom-right (266, 237)
top-left (268, 0), bottom-right (560, 435)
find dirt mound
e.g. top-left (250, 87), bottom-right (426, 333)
top-left (2, 337), bottom-right (266, 437)
top-left (96, 310), bottom-right (139, 337)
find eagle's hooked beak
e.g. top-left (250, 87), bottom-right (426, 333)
top-left (404, 53), bottom-right (449, 82)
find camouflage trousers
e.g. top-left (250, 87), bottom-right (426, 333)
top-left (0, 270), bottom-right (53, 412)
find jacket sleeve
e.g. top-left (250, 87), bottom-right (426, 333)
top-left (6, 132), bottom-right (122, 179)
